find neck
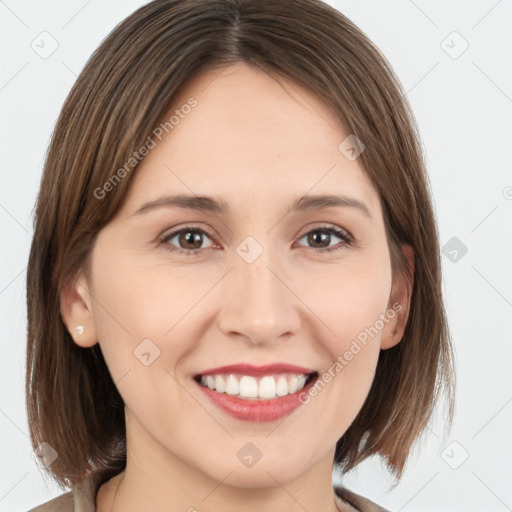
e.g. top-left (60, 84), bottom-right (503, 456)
top-left (97, 412), bottom-right (341, 512)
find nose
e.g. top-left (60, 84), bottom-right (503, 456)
top-left (216, 246), bottom-right (301, 346)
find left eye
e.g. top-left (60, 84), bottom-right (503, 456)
top-left (295, 226), bottom-right (352, 252)
top-left (158, 225), bottom-right (353, 256)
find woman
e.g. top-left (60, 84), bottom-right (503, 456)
top-left (26, 1), bottom-right (455, 511)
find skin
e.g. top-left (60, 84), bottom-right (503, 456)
top-left (60, 62), bottom-right (414, 512)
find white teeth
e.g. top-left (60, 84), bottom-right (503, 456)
top-left (198, 372), bottom-right (313, 400)
top-left (276, 376), bottom-right (288, 397)
top-left (215, 375), bottom-right (225, 393)
top-left (239, 376), bottom-right (258, 398)
top-left (288, 376), bottom-right (299, 394)
top-left (258, 376), bottom-right (276, 399)
top-left (225, 375), bottom-right (239, 395)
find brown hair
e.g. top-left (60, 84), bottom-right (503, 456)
top-left (26, 0), bottom-right (455, 494)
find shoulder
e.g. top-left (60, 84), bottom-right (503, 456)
top-left (27, 492), bottom-right (74, 512)
top-left (27, 471), bottom-right (107, 512)
top-left (334, 486), bottom-right (391, 512)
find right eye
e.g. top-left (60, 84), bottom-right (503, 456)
top-left (158, 226), bottom-right (216, 256)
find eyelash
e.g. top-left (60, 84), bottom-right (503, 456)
top-left (157, 224), bottom-right (354, 257)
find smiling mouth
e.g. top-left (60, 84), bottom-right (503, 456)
top-left (194, 372), bottom-right (318, 401)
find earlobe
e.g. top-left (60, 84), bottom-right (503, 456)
top-left (59, 273), bottom-right (98, 348)
top-left (381, 244), bottom-right (414, 350)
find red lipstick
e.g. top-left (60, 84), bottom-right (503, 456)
top-left (197, 363), bottom-right (316, 377)
top-left (194, 363), bottom-right (318, 422)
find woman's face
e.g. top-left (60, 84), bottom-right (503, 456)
top-left (70, 62), bottom-right (411, 488)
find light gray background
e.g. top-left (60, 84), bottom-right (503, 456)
top-left (1, 1), bottom-right (511, 511)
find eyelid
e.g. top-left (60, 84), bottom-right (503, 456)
top-left (296, 222), bottom-right (353, 243)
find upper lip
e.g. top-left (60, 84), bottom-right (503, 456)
top-left (195, 363), bottom-right (317, 377)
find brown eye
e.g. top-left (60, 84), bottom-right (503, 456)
top-left (297, 226), bottom-right (352, 252)
top-left (177, 230), bottom-right (204, 250)
top-left (160, 226), bottom-right (215, 255)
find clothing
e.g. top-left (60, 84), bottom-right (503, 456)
top-left (28, 474), bottom-right (390, 512)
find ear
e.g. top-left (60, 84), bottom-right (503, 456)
top-left (59, 271), bottom-right (98, 348)
top-left (380, 244), bottom-right (414, 350)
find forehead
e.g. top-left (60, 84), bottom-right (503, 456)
top-left (121, 62), bottom-right (380, 218)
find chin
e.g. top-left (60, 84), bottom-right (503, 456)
top-left (207, 465), bottom-right (298, 489)
top-left (193, 444), bottom-right (316, 489)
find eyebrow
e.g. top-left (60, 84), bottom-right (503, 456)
top-left (131, 193), bottom-right (372, 219)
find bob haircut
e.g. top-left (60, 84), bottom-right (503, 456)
top-left (26, 0), bottom-right (455, 493)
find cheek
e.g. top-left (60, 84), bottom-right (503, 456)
top-left (91, 252), bottom-right (189, 338)
top-left (301, 256), bottom-right (392, 352)
top-left (88, 253), bottom-right (213, 397)
top-left (88, 258), bottom-right (189, 426)
top-left (299, 257), bottom-right (391, 409)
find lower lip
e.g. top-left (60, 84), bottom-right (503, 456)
top-left (195, 376), bottom-right (317, 422)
